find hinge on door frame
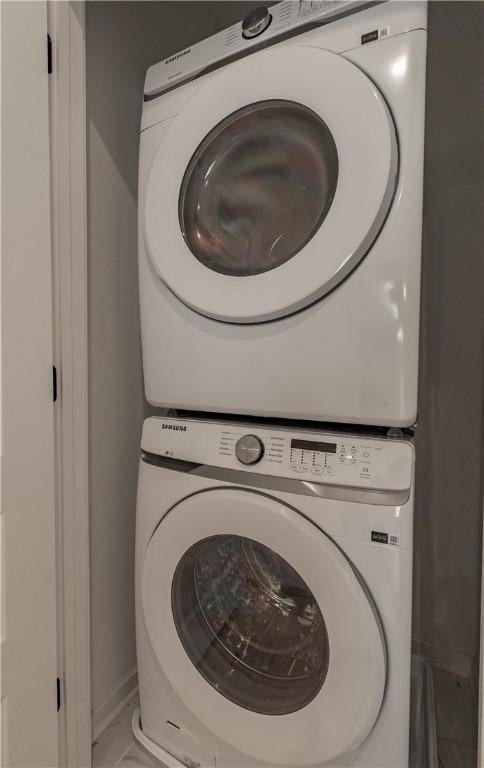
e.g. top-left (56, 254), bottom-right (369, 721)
top-left (56, 677), bottom-right (61, 711)
top-left (47, 34), bottom-right (53, 74)
top-left (53, 366), bottom-right (58, 402)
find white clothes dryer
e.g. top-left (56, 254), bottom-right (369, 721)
top-left (138, 1), bottom-right (427, 428)
top-left (135, 416), bottom-right (414, 767)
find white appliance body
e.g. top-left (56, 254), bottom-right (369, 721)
top-left (136, 416), bottom-right (414, 767)
top-left (139, 2), bottom-right (427, 427)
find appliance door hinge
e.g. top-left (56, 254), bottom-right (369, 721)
top-left (47, 34), bottom-right (53, 74)
top-left (56, 677), bottom-right (61, 711)
top-left (53, 366), bottom-right (58, 402)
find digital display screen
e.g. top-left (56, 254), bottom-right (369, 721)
top-left (291, 439), bottom-right (337, 454)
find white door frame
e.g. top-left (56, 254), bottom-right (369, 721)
top-left (2, 1), bottom-right (59, 765)
top-left (48, 2), bottom-right (91, 766)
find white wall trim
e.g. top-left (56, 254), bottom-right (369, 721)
top-left (91, 669), bottom-right (138, 743)
top-left (2, 1), bottom-right (59, 764)
top-left (48, 2), bottom-right (91, 766)
top-left (413, 639), bottom-right (475, 680)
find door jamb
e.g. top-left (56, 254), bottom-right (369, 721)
top-left (48, 2), bottom-right (91, 765)
top-left (2, 1), bottom-right (60, 764)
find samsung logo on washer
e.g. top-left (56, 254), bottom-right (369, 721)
top-left (164, 48), bottom-right (191, 65)
top-left (161, 423), bottom-right (187, 432)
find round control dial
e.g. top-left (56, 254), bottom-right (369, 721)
top-left (235, 434), bottom-right (265, 465)
top-left (242, 6), bottom-right (272, 39)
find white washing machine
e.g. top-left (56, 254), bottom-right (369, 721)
top-left (135, 416), bottom-right (414, 767)
top-left (139, 1), bottom-right (427, 427)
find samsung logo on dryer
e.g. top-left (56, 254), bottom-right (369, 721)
top-left (162, 423), bottom-right (187, 432)
top-left (164, 48), bottom-right (191, 65)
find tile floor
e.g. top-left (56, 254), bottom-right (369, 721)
top-left (120, 728), bottom-right (479, 768)
top-left (120, 741), bottom-right (163, 768)
top-left (94, 665), bottom-right (479, 768)
top-left (92, 697), bottom-right (166, 768)
top-left (118, 738), bottom-right (479, 768)
top-left (438, 738), bottom-right (477, 768)
top-left (432, 664), bottom-right (478, 768)
top-left (119, 736), bottom-right (479, 768)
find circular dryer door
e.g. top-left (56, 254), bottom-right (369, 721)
top-left (144, 46), bottom-right (397, 323)
top-left (142, 488), bottom-right (386, 766)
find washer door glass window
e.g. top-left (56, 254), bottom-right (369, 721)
top-left (179, 100), bottom-right (338, 277)
top-left (172, 534), bottom-right (330, 715)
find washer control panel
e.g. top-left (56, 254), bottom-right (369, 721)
top-left (142, 418), bottom-right (413, 492)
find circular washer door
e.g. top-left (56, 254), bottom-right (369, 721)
top-left (142, 489), bottom-right (386, 766)
top-left (144, 46), bottom-right (397, 323)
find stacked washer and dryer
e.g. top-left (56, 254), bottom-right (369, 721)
top-left (135, 2), bottom-right (427, 767)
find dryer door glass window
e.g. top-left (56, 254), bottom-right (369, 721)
top-left (171, 534), bottom-right (330, 715)
top-left (179, 100), bottom-right (338, 277)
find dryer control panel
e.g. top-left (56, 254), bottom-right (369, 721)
top-left (144, 0), bottom-right (400, 98)
top-left (141, 417), bottom-right (413, 492)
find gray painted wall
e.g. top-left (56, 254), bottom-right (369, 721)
top-left (86, 0), bottom-right (257, 730)
top-left (413, 0), bottom-right (484, 669)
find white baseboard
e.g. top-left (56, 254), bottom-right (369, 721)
top-left (413, 639), bottom-right (475, 679)
top-left (92, 668), bottom-right (138, 743)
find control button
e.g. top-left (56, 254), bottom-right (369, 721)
top-left (242, 6), bottom-right (272, 39)
top-left (235, 434), bottom-right (264, 465)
